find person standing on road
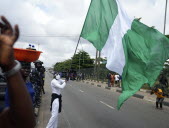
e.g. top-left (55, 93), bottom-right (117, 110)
top-left (30, 60), bottom-right (45, 108)
top-left (46, 74), bottom-right (67, 128)
top-left (150, 87), bottom-right (168, 109)
top-left (107, 73), bottom-right (111, 87)
top-left (115, 74), bottom-right (120, 86)
top-left (66, 71), bottom-right (69, 81)
top-left (119, 75), bottom-right (122, 88)
top-left (110, 73), bottom-right (115, 87)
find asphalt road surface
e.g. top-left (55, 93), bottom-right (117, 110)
top-left (37, 72), bottom-right (169, 128)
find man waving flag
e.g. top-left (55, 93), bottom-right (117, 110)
top-left (80, 0), bottom-right (169, 109)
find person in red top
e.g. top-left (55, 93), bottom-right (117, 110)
top-left (0, 16), bottom-right (35, 128)
top-left (110, 74), bottom-right (115, 87)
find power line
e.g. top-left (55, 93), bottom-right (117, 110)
top-left (20, 34), bottom-right (79, 37)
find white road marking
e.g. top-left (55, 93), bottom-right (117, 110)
top-left (79, 90), bottom-right (84, 92)
top-left (146, 99), bottom-right (155, 102)
top-left (100, 101), bottom-right (115, 109)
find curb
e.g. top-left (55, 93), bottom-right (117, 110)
top-left (133, 94), bottom-right (144, 99)
top-left (115, 88), bottom-right (144, 99)
top-left (140, 89), bottom-right (151, 93)
top-left (163, 101), bottom-right (169, 107)
top-left (91, 83), bottom-right (95, 85)
top-left (97, 85), bottom-right (101, 87)
top-left (105, 87), bottom-right (111, 90)
top-left (116, 89), bottom-right (122, 93)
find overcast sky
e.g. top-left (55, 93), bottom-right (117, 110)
top-left (0, 0), bottom-right (168, 67)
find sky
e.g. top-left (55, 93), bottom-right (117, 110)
top-left (0, 0), bottom-right (168, 67)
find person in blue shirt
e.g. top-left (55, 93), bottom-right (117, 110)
top-left (5, 61), bottom-right (35, 107)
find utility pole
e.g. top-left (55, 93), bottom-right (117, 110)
top-left (70, 37), bottom-right (81, 71)
top-left (94, 49), bottom-right (98, 79)
top-left (79, 52), bottom-right (81, 73)
top-left (97, 51), bottom-right (101, 82)
top-left (164, 0), bottom-right (168, 34)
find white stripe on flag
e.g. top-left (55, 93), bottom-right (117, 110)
top-left (102, 0), bottom-right (133, 75)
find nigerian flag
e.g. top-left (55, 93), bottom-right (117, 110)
top-left (80, 0), bottom-right (169, 109)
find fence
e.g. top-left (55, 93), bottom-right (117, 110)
top-left (77, 67), bottom-right (115, 82)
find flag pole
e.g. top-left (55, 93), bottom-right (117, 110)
top-left (69, 1), bottom-right (92, 71)
top-left (69, 37), bottom-right (81, 70)
top-left (163, 0), bottom-right (168, 34)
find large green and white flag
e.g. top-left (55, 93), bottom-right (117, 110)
top-left (80, 0), bottom-right (169, 109)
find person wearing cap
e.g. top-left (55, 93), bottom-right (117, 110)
top-left (30, 60), bottom-right (44, 108)
top-left (0, 16), bottom-right (35, 127)
top-left (46, 74), bottom-right (67, 128)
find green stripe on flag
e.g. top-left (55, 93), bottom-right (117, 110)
top-left (117, 20), bottom-right (169, 109)
top-left (80, 0), bottom-right (118, 51)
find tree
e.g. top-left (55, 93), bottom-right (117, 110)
top-left (54, 50), bottom-right (94, 72)
top-left (54, 59), bottom-right (71, 72)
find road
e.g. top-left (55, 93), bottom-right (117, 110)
top-left (37, 72), bottom-right (169, 128)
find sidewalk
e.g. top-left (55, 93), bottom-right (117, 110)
top-left (79, 79), bottom-right (169, 107)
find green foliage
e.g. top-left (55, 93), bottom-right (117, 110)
top-left (54, 59), bottom-right (71, 72)
top-left (141, 83), bottom-right (151, 90)
top-left (54, 50), bottom-right (94, 71)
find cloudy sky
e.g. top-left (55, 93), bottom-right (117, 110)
top-left (0, 0), bottom-right (168, 67)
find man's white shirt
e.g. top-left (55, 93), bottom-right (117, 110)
top-left (51, 79), bottom-right (66, 95)
top-left (115, 75), bottom-right (119, 81)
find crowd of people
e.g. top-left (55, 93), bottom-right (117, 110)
top-left (0, 16), bottom-right (46, 127)
top-left (4, 60), bottom-right (46, 110)
top-left (76, 72), bottom-right (85, 81)
top-left (107, 73), bottom-right (122, 87)
top-left (106, 72), bottom-right (169, 110)
top-left (0, 16), bottom-right (36, 127)
top-left (0, 15), bottom-right (169, 128)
